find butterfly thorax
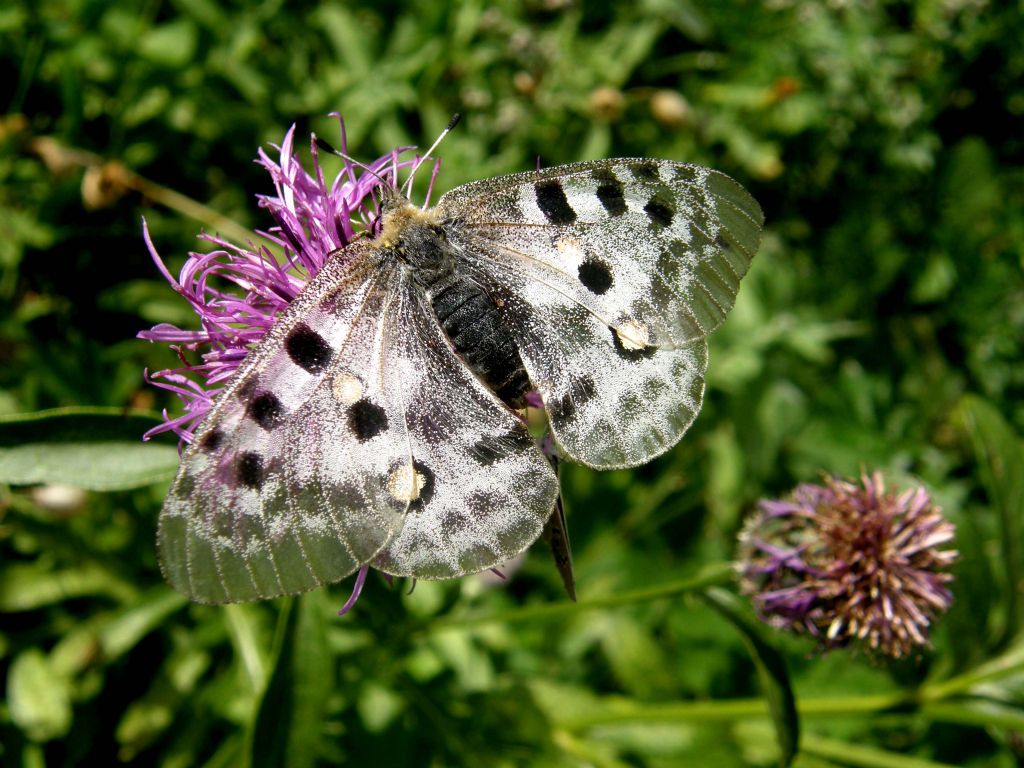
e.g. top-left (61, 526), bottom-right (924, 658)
top-left (379, 202), bottom-right (456, 288)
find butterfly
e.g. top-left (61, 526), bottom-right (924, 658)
top-left (157, 152), bottom-right (763, 604)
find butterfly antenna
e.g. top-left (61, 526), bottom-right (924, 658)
top-left (315, 136), bottom-right (401, 224)
top-left (402, 113), bottom-right (461, 199)
top-left (314, 136), bottom-right (397, 191)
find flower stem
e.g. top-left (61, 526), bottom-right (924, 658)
top-left (554, 692), bottom-right (912, 730)
top-left (917, 641), bottom-right (1024, 701)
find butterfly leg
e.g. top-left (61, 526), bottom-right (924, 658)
top-left (540, 449), bottom-right (576, 601)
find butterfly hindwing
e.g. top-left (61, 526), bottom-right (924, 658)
top-left (438, 159), bottom-right (762, 469)
top-left (370, 286), bottom-right (558, 579)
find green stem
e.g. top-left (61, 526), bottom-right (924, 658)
top-left (126, 172), bottom-right (263, 248)
top-left (425, 562), bottom-right (735, 632)
top-left (800, 735), bottom-right (959, 768)
top-left (27, 137), bottom-right (264, 248)
top-left (556, 693), bottom-right (912, 730)
top-left (556, 691), bottom-right (1024, 732)
top-left (918, 643), bottom-right (1024, 701)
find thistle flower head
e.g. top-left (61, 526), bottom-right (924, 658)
top-left (138, 115), bottom-right (431, 445)
top-left (738, 472), bottom-right (958, 658)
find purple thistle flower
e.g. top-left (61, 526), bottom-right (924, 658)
top-left (138, 115), bottom-right (436, 614)
top-left (138, 116), bottom-right (427, 445)
top-left (737, 472), bottom-right (958, 658)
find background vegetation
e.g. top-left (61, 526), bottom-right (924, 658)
top-left (2, 1), bottom-right (1023, 765)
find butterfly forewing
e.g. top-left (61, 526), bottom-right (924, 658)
top-left (159, 246), bottom-right (410, 603)
top-left (438, 159), bottom-right (763, 469)
top-left (440, 160), bottom-right (762, 343)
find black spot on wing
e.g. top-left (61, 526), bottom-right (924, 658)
top-left (644, 191), bottom-right (675, 228)
top-left (348, 398), bottom-right (388, 442)
top-left (592, 168), bottom-right (627, 216)
top-left (610, 326), bottom-right (657, 361)
top-left (248, 391), bottom-right (285, 431)
top-left (630, 161), bottom-right (661, 182)
top-left (286, 323), bottom-right (333, 373)
top-left (199, 429), bottom-right (224, 452)
top-left (236, 452), bottom-right (264, 489)
top-left (409, 461), bottom-right (435, 512)
top-left (578, 259), bottom-right (613, 295)
top-left (535, 180), bottom-right (577, 225)
top-left (236, 378), bottom-right (256, 403)
top-left (384, 459), bottom-right (436, 512)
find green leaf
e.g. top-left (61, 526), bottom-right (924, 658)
top-left (97, 588), bottom-right (190, 661)
top-left (7, 649), bottom-right (72, 742)
top-left (138, 18), bottom-right (199, 67)
top-left (0, 407), bottom-right (179, 491)
top-left (246, 593), bottom-right (333, 768)
top-left (0, 562), bottom-right (136, 611)
top-left (956, 394), bottom-right (1024, 643)
top-left (801, 734), bottom-right (959, 768)
top-left (701, 587), bottom-right (799, 767)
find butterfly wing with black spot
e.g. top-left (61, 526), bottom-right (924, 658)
top-left (437, 159), bottom-right (762, 469)
top-left (158, 244), bottom-right (414, 603)
top-left (370, 283), bottom-right (559, 579)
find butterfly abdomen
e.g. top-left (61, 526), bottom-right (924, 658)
top-left (430, 275), bottom-right (530, 408)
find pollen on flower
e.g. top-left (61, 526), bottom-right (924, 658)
top-left (138, 115), bottom-right (437, 445)
top-left (737, 472), bottom-right (958, 658)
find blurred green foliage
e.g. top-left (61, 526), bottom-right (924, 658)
top-left (2, 1), bottom-right (1023, 766)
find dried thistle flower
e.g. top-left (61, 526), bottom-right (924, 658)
top-left (738, 472), bottom-right (958, 658)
